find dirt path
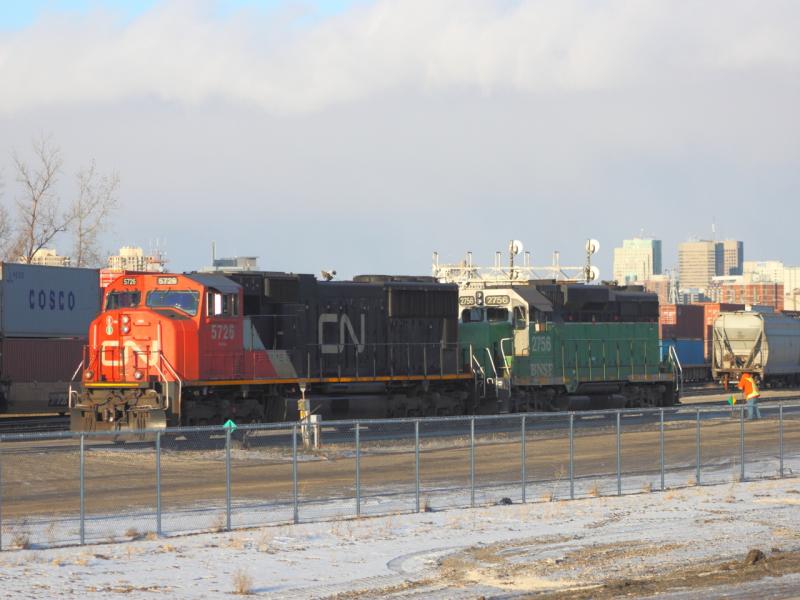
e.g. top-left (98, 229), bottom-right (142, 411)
top-left (1, 415), bottom-right (798, 521)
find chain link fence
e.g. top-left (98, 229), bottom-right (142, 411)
top-left (1, 401), bottom-right (799, 550)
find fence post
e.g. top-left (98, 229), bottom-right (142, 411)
top-left (780, 403), bottom-right (784, 478)
top-left (739, 405), bottom-right (745, 482)
top-left (156, 431), bottom-right (162, 537)
top-left (415, 420), bottom-right (420, 513)
top-left (355, 422), bottom-right (361, 517)
top-left (470, 418), bottom-right (475, 508)
top-left (0, 447), bottom-right (3, 552)
top-left (80, 433), bottom-right (85, 545)
top-left (695, 408), bottom-right (701, 485)
top-left (225, 428), bottom-right (232, 531)
top-left (659, 408), bottom-right (665, 491)
top-left (521, 415), bottom-right (526, 503)
top-left (569, 413), bottom-right (574, 500)
top-left (616, 411), bottom-right (621, 496)
top-left (292, 424), bottom-right (299, 524)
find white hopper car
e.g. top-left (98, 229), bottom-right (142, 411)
top-left (712, 311), bottom-right (800, 386)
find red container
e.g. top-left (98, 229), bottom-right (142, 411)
top-left (659, 304), bottom-right (704, 339)
top-left (698, 303), bottom-right (745, 361)
top-left (0, 337), bottom-right (85, 382)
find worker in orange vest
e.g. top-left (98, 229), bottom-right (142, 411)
top-left (737, 372), bottom-right (761, 420)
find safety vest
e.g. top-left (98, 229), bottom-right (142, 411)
top-left (738, 374), bottom-right (760, 400)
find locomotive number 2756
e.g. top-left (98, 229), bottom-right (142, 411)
top-left (211, 324), bottom-right (235, 341)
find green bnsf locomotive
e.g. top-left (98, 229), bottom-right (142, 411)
top-left (458, 282), bottom-right (677, 412)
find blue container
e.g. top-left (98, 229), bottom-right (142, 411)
top-left (660, 338), bottom-right (705, 365)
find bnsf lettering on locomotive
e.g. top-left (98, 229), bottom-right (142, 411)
top-left (531, 363), bottom-right (554, 377)
top-left (28, 289), bottom-right (76, 311)
top-left (485, 295), bottom-right (510, 306)
top-left (458, 296), bottom-right (475, 306)
top-left (123, 277), bottom-right (137, 285)
top-left (319, 313), bottom-right (365, 354)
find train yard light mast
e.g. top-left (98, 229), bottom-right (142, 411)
top-left (432, 240), bottom-right (595, 285)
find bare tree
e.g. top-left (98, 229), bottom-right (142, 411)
top-left (0, 204), bottom-right (9, 258)
top-left (0, 175), bottom-right (10, 257)
top-left (71, 161), bottom-right (120, 267)
top-left (11, 136), bottom-right (73, 264)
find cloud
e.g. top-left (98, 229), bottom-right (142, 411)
top-left (1, 0), bottom-right (799, 115)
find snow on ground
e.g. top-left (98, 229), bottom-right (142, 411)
top-left (2, 476), bottom-right (800, 599)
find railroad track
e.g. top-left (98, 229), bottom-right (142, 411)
top-left (0, 415), bottom-right (70, 435)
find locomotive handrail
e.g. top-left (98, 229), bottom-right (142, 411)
top-left (499, 338), bottom-right (513, 378)
top-left (484, 347), bottom-right (499, 382)
top-left (159, 352), bottom-right (183, 414)
top-left (69, 360), bottom-right (85, 383)
top-left (67, 360), bottom-right (84, 409)
top-left (149, 361), bottom-right (170, 411)
top-left (470, 352), bottom-right (487, 398)
top-left (668, 344), bottom-right (683, 393)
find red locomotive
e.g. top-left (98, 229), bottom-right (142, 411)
top-left (71, 271), bottom-right (473, 431)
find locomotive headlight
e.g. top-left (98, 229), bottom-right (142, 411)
top-left (84, 370), bottom-right (94, 380)
top-left (121, 324), bottom-right (131, 334)
top-left (121, 315), bottom-right (130, 325)
top-left (133, 369), bottom-right (144, 380)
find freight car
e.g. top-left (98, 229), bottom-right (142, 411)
top-left (712, 310), bottom-right (800, 387)
top-left (457, 281), bottom-right (678, 411)
top-left (71, 272), bottom-right (474, 432)
top-left (0, 263), bottom-right (100, 414)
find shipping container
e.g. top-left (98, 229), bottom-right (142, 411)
top-left (0, 337), bottom-right (85, 381)
top-left (0, 263), bottom-right (100, 337)
top-left (659, 304), bottom-right (704, 339)
top-left (0, 337), bottom-right (85, 413)
top-left (660, 338), bottom-right (705, 366)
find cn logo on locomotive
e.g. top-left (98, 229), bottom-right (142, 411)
top-left (318, 313), bottom-right (365, 354)
top-left (100, 340), bottom-right (162, 367)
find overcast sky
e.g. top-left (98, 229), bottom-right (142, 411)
top-left (1, 0), bottom-right (798, 278)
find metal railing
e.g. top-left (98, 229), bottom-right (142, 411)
top-left (0, 400), bottom-right (798, 550)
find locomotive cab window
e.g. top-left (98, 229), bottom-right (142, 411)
top-left (146, 290), bottom-right (200, 316)
top-left (513, 306), bottom-right (527, 330)
top-left (206, 292), bottom-right (239, 317)
top-left (461, 308), bottom-right (484, 323)
top-left (105, 291), bottom-right (141, 310)
top-left (487, 307), bottom-right (509, 323)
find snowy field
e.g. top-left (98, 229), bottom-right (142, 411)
top-left (3, 474), bottom-right (800, 599)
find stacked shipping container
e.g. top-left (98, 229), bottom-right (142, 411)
top-left (0, 263), bottom-right (100, 413)
top-left (658, 304), bottom-right (704, 366)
